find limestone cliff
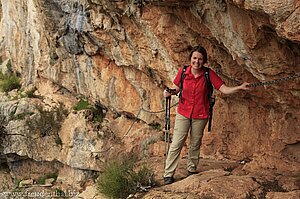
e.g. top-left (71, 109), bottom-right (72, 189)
top-left (0, 0), bottom-right (299, 198)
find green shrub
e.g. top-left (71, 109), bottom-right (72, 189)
top-left (97, 155), bottom-right (154, 198)
top-left (26, 104), bottom-right (68, 137)
top-left (6, 59), bottom-right (12, 70)
top-left (98, 161), bottom-right (130, 198)
top-left (134, 165), bottom-right (154, 186)
top-left (55, 188), bottom-right (65, 197)
top-left (14, 178), bottom-right (21, 188)
top-left (73, 99), bottom-right (106, 123)
top-left (55, 135), bottom-right (63, 146)
top-left (36, 172), bottom-right (58, 185)
top-left (25, 87), bottom-right (37, 98)
top-left (73, 98), bottom-right (91, 111)
top-left (10, 112), bottom-right (34, 120)
top-left (149, 122), bottom-right (162, 131)
top-left (92, 102), bottom-right (106, 123)
top-left (0, 72), bottom-right (21, 92)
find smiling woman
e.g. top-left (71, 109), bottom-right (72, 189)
top-left (162, 45), bottom-right (250, 184)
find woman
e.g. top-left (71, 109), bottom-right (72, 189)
top-left (163, 45), bottom-right (250, 185)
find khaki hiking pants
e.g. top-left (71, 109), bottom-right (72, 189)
top-left (164, 112), bottom-right (208, 178)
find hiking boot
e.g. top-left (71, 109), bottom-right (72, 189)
top-left (164, 177), bottom-right (174, 185)
top-left (188, 171), bottom-right (199, 176)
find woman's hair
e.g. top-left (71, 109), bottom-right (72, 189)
top-left (189, 45), bottom-right (208, 64)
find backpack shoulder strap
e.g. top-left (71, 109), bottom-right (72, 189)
top-left (179, 65), bottom-right (188, 101)
top-left (204, 67), bottom-right (213, 97)
top-left (181, 65), bottom-right (188, 81)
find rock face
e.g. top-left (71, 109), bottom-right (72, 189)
top-left (0, 0), bottom-right (299, 198)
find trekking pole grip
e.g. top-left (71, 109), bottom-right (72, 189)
top-left (166, 87), bottom-right (177, 96)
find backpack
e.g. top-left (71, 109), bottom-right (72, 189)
top-left (178, 66), bottom-right (215, 132)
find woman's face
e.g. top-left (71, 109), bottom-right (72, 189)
top-left (190, 51), bottom-right (204, 70)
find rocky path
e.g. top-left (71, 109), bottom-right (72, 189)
top-left (139, 157), bottom-right (300, 199)
top-left (78, 156), bottom-right (299, 198)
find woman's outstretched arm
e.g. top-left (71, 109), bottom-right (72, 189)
top-left (219, 82), bottom-right (250, 94)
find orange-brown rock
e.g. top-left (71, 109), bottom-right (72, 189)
top-left (0, 0), bottom-right (299, 198)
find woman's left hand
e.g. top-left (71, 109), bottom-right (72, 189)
top-left (239, 82), bottom-right (251, 90)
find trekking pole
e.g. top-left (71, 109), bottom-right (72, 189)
top-left (207, 96), bottom-right (215, 132)
top-left (164, 89), bottom-right (172, 169)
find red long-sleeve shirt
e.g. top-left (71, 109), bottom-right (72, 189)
top-left (173, 65), bottom-right (224, 119)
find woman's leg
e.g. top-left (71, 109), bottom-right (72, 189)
top-left (187, 118), bottom-right (208, 172)
top-left (164, 113), bottom-right (190, 178)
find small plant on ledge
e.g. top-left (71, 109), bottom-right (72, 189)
top-left (0, 71), bottom-right (21, 93)
top-left (97, 153), bottom-right (154, 198)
